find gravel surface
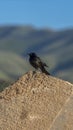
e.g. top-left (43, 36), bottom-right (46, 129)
top-left (0, 71), bottom-right (73, 130)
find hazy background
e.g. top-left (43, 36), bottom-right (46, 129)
top-left (0, 0), bottom-right (73, 90)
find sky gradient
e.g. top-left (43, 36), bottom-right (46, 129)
top-left (0, 0), bottom-right (73, 29)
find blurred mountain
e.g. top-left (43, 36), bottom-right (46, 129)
top-left (0, 80), bottom-right (12, 92)
top-left (0, 25), bottom-right (73, 83)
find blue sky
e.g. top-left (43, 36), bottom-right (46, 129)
top-left (0, 0), bottom-right (73, 29)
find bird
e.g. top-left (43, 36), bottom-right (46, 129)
top-left (28, 52), bottom-right (50, 75)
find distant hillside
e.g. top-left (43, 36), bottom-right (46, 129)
top-left (0, 25), bottom-right (73, 83)
top-left (0, 80), bottom-right (11, 92)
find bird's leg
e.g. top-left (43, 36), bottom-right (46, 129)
top-left (33, 68), bottom-right (37, 75)
top-left (33, 71), bottom-right (36, 74)
top-left (33, 68), bottom-right (39, 74)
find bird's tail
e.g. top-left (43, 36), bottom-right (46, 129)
top-left (41, 66), bottom-right (50, 75)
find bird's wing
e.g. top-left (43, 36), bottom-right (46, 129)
top-left (43, 63), bottom-right (48, 67)
top-left (35, 56), bottom-right (48, 67)
top-left (35, 56), bottom-right (41, 64)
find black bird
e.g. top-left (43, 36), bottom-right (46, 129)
top-left (28, 52), bottom-right (50, 75)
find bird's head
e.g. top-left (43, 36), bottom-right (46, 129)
top-left (28, 52), bottom-right (37, 57)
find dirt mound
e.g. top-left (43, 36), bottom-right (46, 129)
top-left (0, 71), bottom-right (73, 130)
